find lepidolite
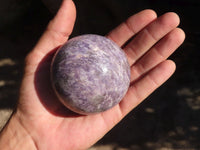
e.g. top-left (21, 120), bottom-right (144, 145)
top-left (51, 34), bottom-right (130, 115)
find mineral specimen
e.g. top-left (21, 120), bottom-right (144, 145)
top-left (51, 34), bottom-right (130, 115)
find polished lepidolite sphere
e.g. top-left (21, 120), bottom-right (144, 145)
top-left (51, 34), bottom-right (130, 115)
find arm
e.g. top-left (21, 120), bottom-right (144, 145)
top-left (0, 114), bottom-right (36, 150)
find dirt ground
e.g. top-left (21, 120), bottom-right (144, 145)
top-left (0, 0), bottom-right (200, 149)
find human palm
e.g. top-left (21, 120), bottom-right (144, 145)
top-left (14, 0), bottom-right (185, 150)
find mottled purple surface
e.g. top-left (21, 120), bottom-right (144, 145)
top-left (51, 34), bottom-right (130, 114)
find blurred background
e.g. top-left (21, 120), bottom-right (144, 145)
top-left (0, 0), bottom-right (200, 149)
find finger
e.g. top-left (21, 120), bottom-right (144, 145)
top-left (107, 9), bottom-right (157, 47)
top-left (124, 12), bottom-right (180, 65)
top-left (32, 0), bottom-right (76, 56)
top-left (130, 28), bottom-right (185, 81)
top-left (119, 60), bottom-right (176, 116)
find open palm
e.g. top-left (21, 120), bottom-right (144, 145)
top-left (14, 0), bottom-right (185, 149)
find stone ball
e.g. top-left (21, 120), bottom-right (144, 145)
top-left (51, 34), bottom-right (130, 115)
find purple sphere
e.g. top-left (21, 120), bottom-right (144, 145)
top-left (51, 34), bottom-right (130, 115)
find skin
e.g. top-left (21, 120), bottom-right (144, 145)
top-left (0, 0), bottom-right (185, 150)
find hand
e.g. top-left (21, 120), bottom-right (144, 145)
top-left (0, 0), bottom-right (185, 149)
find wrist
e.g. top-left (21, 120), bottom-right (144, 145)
top-left (0, 111), bottom-right (37, 150)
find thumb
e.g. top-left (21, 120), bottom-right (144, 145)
top-left (32, 0), bottom-right (76, 56)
